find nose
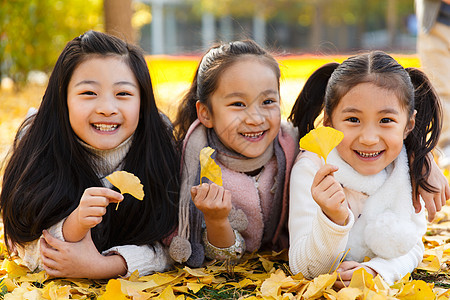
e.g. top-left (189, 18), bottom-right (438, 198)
top-left (96, 94), bottom-right (118, 116)
top-left (359, 125), bottom-right (379, 145)
top-left (244, 105), bottom-right (265, 126)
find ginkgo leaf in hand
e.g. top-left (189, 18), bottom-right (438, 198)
top-left (106, 171), bottom-right (144, 210)
top-left (199, 147), bottom-right (223, 186)
top-left (299, 127), bottom-right (344, 162)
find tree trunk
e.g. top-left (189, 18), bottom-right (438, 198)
top-left (104, 0), bottom-right (134, 43)
top-left (387, 0), bottom-right (397, 48)
top-left (309, 1), bottom-right (324, 51)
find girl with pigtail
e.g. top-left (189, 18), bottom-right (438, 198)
top-left (288, 51), bottom-right (447, 286)
top-left (169, 40), bottom-right (299, 267)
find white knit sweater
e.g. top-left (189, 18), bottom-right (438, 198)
top-left (18, 135), bottom-right (172, 277)
top-left (288, 147), bottom-right (426, 285)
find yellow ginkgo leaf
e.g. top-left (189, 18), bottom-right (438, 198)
top-left (299, 127), bottom-right (344, 162)
top-left (98, 279), bottom-right (127, 300)
top-left (199, 147), bottom-right (223, 186)
top-left (302, 272), bottom-right (337, 299)
top-left (106, 171), bottom-right (145, 210)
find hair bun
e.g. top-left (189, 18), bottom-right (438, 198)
top-left (169, 236), bottom-right (192, 263)
top-left (228, 207), bottom-right (248, 232)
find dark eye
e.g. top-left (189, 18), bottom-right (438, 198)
top-left (346, 117), bottom-right (359, 123)
top-left (117, 92), bottom-right (132, 96)
top-left (81, 91), bottom-right (96, 96)
top-left (231, 102), bottom-right (245, 107)
top-left (380, 118), bottom-right (393, 123)
top-left (263, 99), bottom-right (275, 105)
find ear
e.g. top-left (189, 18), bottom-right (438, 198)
top-left (404, 109), bottom-right (417, 139)
top-left (196, 101), bottom-right (213, 128)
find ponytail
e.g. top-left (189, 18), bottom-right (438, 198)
top-left (173, 68), bottom-right (201, 143)
top-left (288, 62), bottom-right (339, 139)
top-left (404, 67), bottom-right (442, 197)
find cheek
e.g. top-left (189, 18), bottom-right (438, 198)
top-left (335, 136), bottom-right (352, 155)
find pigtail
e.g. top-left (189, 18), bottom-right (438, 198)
top-left (404, 67), bottom-right (442, 198)
top-left (173, 68), bottom-right (201, 143)
top-left (288, 62), bottom-right (339, 139)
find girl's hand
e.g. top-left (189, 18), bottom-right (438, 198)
top-left (191, 183), bottom-right (232, 224)
top-left (76, 187), bottom-right (123, 229)
top-left (63, 187), bottom-right (123, 242)
top-left (414, 157), bottom-right (450, 222)
top-left (191, 183), bottom-right (235, 248)
top-left (40, 230), bottom-right (127, 279)
top-left (311, 164), bottom-right (348, 226)
top-left (334, 261), bottom-right (377, 289)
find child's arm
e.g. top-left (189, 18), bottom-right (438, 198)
top-left (414, 155), bottom-right (450, 221)
top-left (360, 239), bottom-right (424, 285)
top-left (191, 183), bottom-right (235, 248)
top-left (311, 164), bottom-right (349, 226)
top-left (289, 156), bottom-right (355, 278)
top-left (40, 230), bottom-right (127, 278)
top-left (63, 187), bottom-right (123, 242)
top-left (40, 230), bottom-right (172, 278)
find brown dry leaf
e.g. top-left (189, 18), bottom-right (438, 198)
top-left (106, 170), bottom-right (144, 210)
top-left (199, 147), bottom-right (223, 186)
top-left (299, 126), bottom-right (344, 162)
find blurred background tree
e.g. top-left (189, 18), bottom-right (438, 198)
top-left (0, 0), bottom-right (102, 87)
top-left (0, 0), bottom-right (417, 87)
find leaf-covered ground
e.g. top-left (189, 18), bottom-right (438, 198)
top-left (1, 55), bottom-right (450, 299)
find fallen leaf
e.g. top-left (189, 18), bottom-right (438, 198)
top-left (98, 279), bottom-right (127, 300)
top-left (336, 287), bottom-right (363, 300)
top-left (187, 282), bottom-right (205, 293)
top-left (153, 285), bottom-right (176, 300)
top-left (199, 147), bottom-right (223, 186)
top-left (2, 260), bottom-right (29, 279)
top-left (106, 171), bottom-right (145, 210)
top-left (260, 269), bottom-right (297, 298)
top-left (302, 272), bottom-right (337, 299)
top-left (299, 126), bottom-right (344, 162)
top-left (348, 268), bottom-right (374, 290)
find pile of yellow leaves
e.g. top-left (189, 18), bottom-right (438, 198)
top-left (1, 221), bottom-right (450, 299)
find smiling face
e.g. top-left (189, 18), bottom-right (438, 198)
top-left (197, 57), bottom-right (281, 158)
top-left (325, 82), bottom-right (415, 175)
top-left (67, 56), bottom-right (140, 150)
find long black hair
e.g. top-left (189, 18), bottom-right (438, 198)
top-left (173, 39), bottom-right (280, 143)
top-left (0, 30), bottom-right (180, 251)
top-left (288, 51), bottom-right (442, 202)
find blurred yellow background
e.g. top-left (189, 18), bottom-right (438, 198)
top-left (0, 54), bottom-right (420, 165)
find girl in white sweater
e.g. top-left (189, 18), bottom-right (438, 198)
top-left (288, 51), bottom-right (442, 286)
top-left (0, 31), bottom-right (179, 278)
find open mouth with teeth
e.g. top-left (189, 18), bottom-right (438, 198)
top-left (355, 150), bottom-right (383, 158)
top-left (240, 131), bottom-right (266, 139)
top-left (92, 124), bottom-right (119, 132)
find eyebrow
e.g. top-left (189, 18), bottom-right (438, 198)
top-left (224, 89), bottom-right (278, 99)
top-left (74, 80), bottom-right (137, 88)
top-left (341, 107), bottom-right (399, 115)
